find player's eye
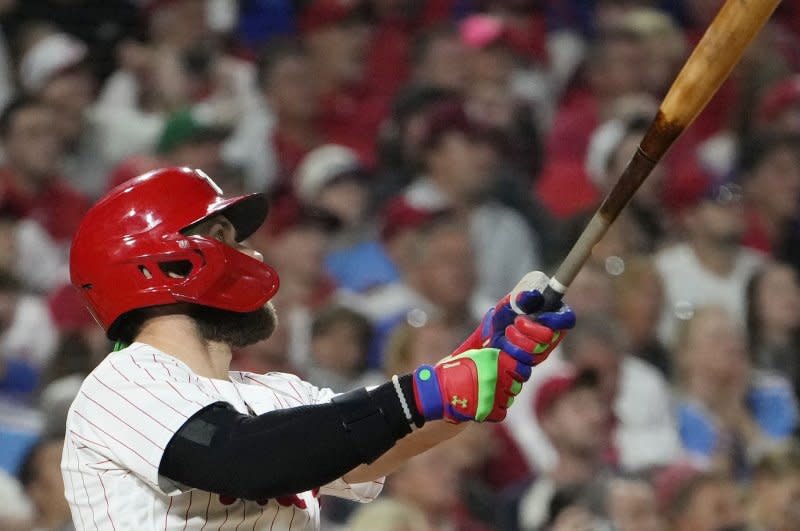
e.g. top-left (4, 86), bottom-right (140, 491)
top-left (212, 226), bottom-right (226, 242)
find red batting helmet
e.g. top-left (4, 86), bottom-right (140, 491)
top-left (70, 167), bottom-right (280, 339)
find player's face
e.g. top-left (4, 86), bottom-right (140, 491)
top-left (193, 216), bottom-right (264, 263)
top-left (184, 215), bottom-right (278, 348)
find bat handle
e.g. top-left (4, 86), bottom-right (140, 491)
top-left (540, 283), bottom-right (565, 312)
top-left (509, 272), bottom-right (568, 315)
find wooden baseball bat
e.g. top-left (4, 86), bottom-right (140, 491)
top-left (515, 0), bottom-right (782, 313)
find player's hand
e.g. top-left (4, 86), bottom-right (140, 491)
top-left (451, 272), bottom-right (576, 379)
top-left (412, 348), bottom-right (529, 423)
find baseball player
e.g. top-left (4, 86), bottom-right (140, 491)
top-left (62, 167), bottom-right (575, 530)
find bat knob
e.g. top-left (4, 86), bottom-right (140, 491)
top-left (540, 285), bottom-right (565, 313)
top-left (510, 272), bottom-right (566, 315)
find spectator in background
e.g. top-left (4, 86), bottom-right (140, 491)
top-left (404, 101), bottom-right (541, 304)
top-left (675, 305), bottom-right (797, 476)
top-left (354, 214), bottom-right (480, 368)
top-left (0, 0), bottom-right (15, 111)
top-left (36, 332), bottom-right (102, 439)
top-left (621, 8), bottom-right (688, 99)
top-left (504, 310), bottom-right (679, 478)
top-left (294, 144), bottom-right (399, 293)
top-left (605, 476), bottom-right (664, 531)
top-left (560, 316), bottom-right (681, 472)
top-left (347, 498), bottom-right (429, 531)
top-left (97, 0), bottom-right (257, 156)
top-left (562, 261), bottom-right (615, 316)
top-left (2, 0), bottom-right (145, 82)
top-left (0, 202), bottom-right (68, 293)
top-left (0, 96), bottom-right (89, 248)
top-left (739, 134), bottom-right (800, 262)
top-left (755, 75), bottom-right (800, 137)
top-left (383, 319), bottom-right (462, 378)
top-left (748, 444), bottom-right (800, 531)
top-left (514, 369), bottom-right (611, 531)
top-left (0, 468), bottom-right (34, 531)
top-left (155, 108), bottom-right (231, 180)
top-left (583, 113), bottom-right (671, 258)
top-left (375, 84), bottom-right (455, 202)
top-left (300, 0), bottom-right (386, 167)
top-left (746, 261), bottom-right (800, 398)
top-left (654, 180), bottom-right (764, 344)
top-left (226, 38), bottom-right (320, 192)
top-left (385, 441), bottom-right (493, 531)
top-left (18, 28), bottom-right (161, 198)
top-left (660, 470), bottom-right (746, 531)
top-left (0, 271), bottom-right (58, 400)
top-left (409, 25), bottom-right (467, 94)
top-left (535, 28), bottom-right (645, 219)
top-left (18, 437), bottom-right (72, 531)
top-left (252, 200), bottom-right (340, 368)
top-left (613, 257), bottom-right (671, 378)
top-left (306, 304), bottom-right (381, 392)
top-left (459, 14), bottom-right (550, 250)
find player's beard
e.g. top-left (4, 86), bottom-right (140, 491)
top-left (190, 301), bottom-right (278, 348)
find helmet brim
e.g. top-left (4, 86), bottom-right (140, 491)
top-left (200, 192), bottom-right (269, 242)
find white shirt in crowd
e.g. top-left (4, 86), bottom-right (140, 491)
top-left (505, 349), bottom-right (682, 473)
top-left (62, 343), bottom-right (382, 530)
top-left (654, 242), bottom-right (764, 345)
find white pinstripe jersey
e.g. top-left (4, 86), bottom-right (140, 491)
top-left (61, 342), bottom-right (383, 530)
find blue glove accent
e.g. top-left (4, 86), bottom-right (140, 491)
top-left (495, 336), bottom-right (538, 370)
top-left (515, 360), bottom-right (532, 381)
top-left (445, 406), bottom-right (473, 423)
top-left (413, 365), bottom-right (443, 420)
top-left (535, 303), bottom-right (577, 331)
top-left (484, 290), bottom-right (575, 368)
top-left (491, 290), bottom-right (545, 334)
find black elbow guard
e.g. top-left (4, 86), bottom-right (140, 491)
top-left (159, 375), bottom-right (424, 499)
top-left (332, 387), bottom-right (401, 464)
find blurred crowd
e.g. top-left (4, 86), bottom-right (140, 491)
top-left (0, 0), bottom-right (799, 530)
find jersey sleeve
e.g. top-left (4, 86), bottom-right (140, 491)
top-left (65, 349), bottom-right (219, 495)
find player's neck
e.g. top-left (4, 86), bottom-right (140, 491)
top-left (134, 315), bottom-right (232, 380)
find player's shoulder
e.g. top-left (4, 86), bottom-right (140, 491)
top-left (83, 342), bottom-right (194, 390)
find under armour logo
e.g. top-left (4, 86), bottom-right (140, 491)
top-left (451, 395), bottom-right (468, 408)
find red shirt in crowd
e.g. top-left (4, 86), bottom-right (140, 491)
top-left (0, 168), bottom-right (89, 243)
top-left (319, 84), bottom-right (389, 169)
top-left (271, 128), bottom-right (320, 187)
top-left (535, 88), bottom-right (601, 218)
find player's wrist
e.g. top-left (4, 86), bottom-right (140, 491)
top-left (412, 365), bottom-right (444, 420)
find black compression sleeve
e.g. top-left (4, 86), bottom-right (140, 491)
top-left (158, 375), bottom-right (424, 500)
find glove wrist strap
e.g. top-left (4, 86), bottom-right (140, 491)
top-left (413, 365), bottom-right (443, 420)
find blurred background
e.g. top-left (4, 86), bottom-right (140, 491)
top-left (0, 0), bottom-right (799, 530)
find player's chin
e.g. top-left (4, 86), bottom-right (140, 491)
top-left (191, 302), bottom-right (278, 348)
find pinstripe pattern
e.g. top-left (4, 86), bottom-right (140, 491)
top-left (62, 342), bottom-right (383, 530)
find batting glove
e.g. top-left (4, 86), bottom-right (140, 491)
top-left (412, 277), bottom-right (575, 423)
top-left (412, 348), bottom-right (528, 423)
top-left (451, 272), bottom-right (575, 380)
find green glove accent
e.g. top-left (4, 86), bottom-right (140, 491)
top-left (444, 348), bottom-right (502, 422)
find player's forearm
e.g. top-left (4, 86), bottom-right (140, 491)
top-left (343, 421), bottom-right (466, 483)
top-left (159, 376), bottom-right (425, 500)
